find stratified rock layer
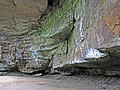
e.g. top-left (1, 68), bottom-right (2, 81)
top-left (0, 0), bottom-right (120, 75)
top-left (0, 0), bottom-right (48, 73)
top-left (35, 0), bottom-right (120, 75)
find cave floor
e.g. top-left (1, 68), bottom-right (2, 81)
top-left (0, 74), bottom-right (120, 90)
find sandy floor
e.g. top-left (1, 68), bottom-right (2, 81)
top-left (0, 74), bottom-right (120, 90)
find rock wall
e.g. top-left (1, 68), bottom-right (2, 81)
top-left (34, 0), bottom-right (120, 75)
top-left (1, 0), bottom-right (120, 75)
top-left (0, 0), bottom-right (48, 72)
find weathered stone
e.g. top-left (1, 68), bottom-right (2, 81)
top-left (17, 59), bottom-right (51, 74)
top-left (0, 72), bottom-right (7, 76)
top-left (88, 69), bottom-right (105, 75)
top-left (38, 0), bottom-right (120, 75)
top-left (0, 0), bottom-right (120, 76)
top-left (0, 0), bottom-right (48, 73)
top-left (0, 63), bottom-right (6, 71)
top-left (105, 70), bottom-right (120, 76)
top-left (34, 73), bottom-right (43, 77)
top-left (0, 0), bottom-right (48, 36)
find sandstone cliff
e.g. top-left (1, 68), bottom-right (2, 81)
top-left (0, 0), bottom-right (120, 75)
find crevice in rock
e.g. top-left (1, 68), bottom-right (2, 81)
top-left (13, 0), bottom-right (17, 7)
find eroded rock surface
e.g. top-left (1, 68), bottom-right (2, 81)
top-left (35, 0), bottom-right (120, 75)
top-left (0, 0), bottom-right (48, 73)
top-left (0, 0), bottom-right (47, 33)
top-left (0, 0), bottom-right (120, 75)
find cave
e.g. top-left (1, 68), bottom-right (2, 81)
top-left (0, 0), bottom-right (120, 90)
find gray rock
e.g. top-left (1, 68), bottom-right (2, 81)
top-left (34, 73), bottom-right (43, 77)
top-left (105, 71), bottom-right (120, 76)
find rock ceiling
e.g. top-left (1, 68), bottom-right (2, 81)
top-left (0, 0), bottom-right (48, 41)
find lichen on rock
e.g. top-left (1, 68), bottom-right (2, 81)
top-left (0, 0), bottom-right (120, 76)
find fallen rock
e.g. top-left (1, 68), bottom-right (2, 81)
top-left (34, 73), bottom-right (43, 77)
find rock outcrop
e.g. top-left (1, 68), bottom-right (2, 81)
top-left (0, 0), bottom-right (120, 75)
top-left (36, 0), bottom-right (120, 75)
top-left (0, 0), bottom-right (48, 73)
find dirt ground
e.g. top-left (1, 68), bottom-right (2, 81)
top-left (0, 73), bottom-right (120, 90)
